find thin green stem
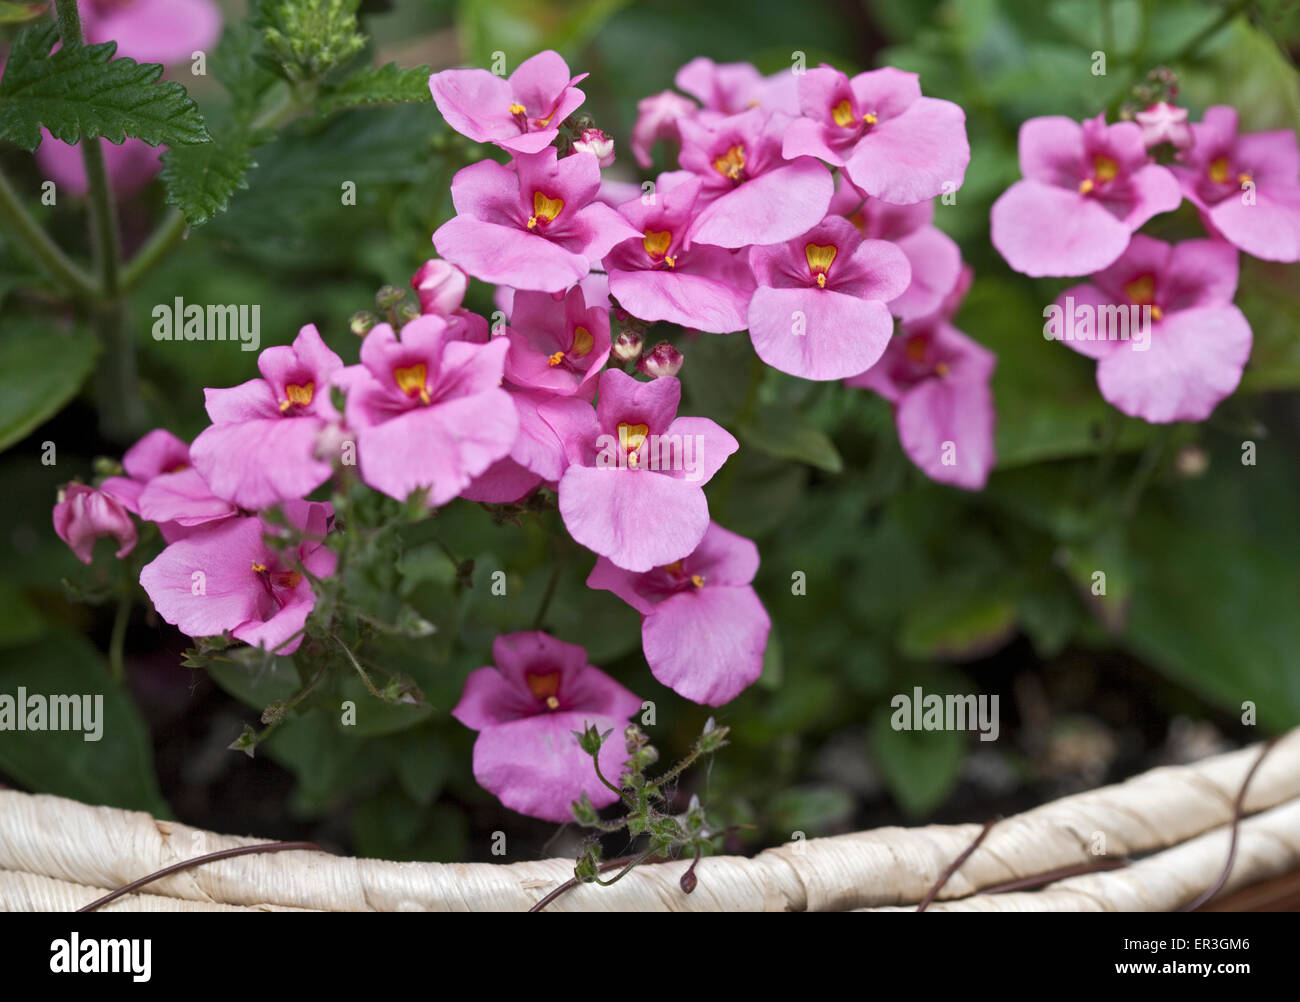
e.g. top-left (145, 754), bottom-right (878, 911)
top-left (0, 167), bottom-right (99, 299)
top-left (1122, 427), bottom-right (1172, 518)
top-left (532, 554), bottom-right (565, 629)
top-left (647, 745), bottom-right (703, 794)
top-left (119, 209), bottom-right (187, 293)
top-left (108, 588), bottom-right (131, 683)
top-left (593, 848), bottom-right (659, 887)
top-left (590, 751), bottom-right (628, 802)
top-left (333, 634), bottom-right (385, 699)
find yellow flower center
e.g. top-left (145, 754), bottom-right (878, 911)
top-left (570, 326), bottom-right (593, 359)
top-left (805, 243), bottom-right (838, 288)
top-left (1124, 274), bottom-right (1156, 306)
top-left (547, 351), bottom-right (565, 367)
top-left (1208, 157), bottom-right (1231, 184)
top-left (618, 422), bottom-right (648, 467)
top-left (831, 100), bottom-right (855, 127)
top-left (713, 144), bottom-right (746, 181)
top-left (526, 671), bottom-right (560, 709)
top-left (527, 191), bottom-right (565, 229)
top-left (394, 363), bottom-right (430, 405)
top-left (863, 111), bottom-right (878, 125)
top-left (643, 229), bottom-right (672, 260)
top-left (508, 103), bottom-right (526, 115)
top-left (280, 382), bottom-right (314, 412)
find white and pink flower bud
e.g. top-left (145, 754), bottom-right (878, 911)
top-left (1135, 101), bottom-right (1192, 151)
top-left (53, 483), bottom-right (137, 565)
top-left (612, 330), bottom-right (644, 362)
top-left (573, 128), bottom-right (616, 167)
top-left (410, 259), bottom-right (469, 316)
top-left (638, 341), bottom-right (683, 379)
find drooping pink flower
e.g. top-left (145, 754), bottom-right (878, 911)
top-left (783, 65), bottom-right (969, 206)
top-left (139, 501), bottom-right (335, 655)
top-left (831, 176), bottom-right (962, 321)
top-left (1136, 101), bottom-right (1192, 151)
top-left (337, 315), bottom-right (517, 507)
top-left (503, 286), bottom-right (610, 399)
top-left (847, 271), bottom-right (996, 490)
top-left (53, 484), bottom-right (137, 565)
top-left (674, 57), bottom-right (798, 116)
top-left (1171, 105), bottom-right (1300, 263)
top-left (587, 522), bottom-right (769, 706)
top-left (34, 0), bottom-right (222, 197)
top-left (428, 50), bottom-right (588, 155)
top-left (451, 631), bottom-right (642, 822)
top-left (101, 428), bottom-right (237, 541)
top-left (604, 173), bottom-right (755, 333)
top-left (677, 108), bottom-right (834, 248)
top-left (630, 89), bottom-right (698, 168)
top-left (433, 148), bottom-right (639, 292)
top-left (747, 215), bottom-right (910, 380)
top-left (542, 369), bottom-right (738, 572)
top-left (990, 114), bottom-right (1182, 277)
top-left (190, 325), bottom-right (343, 511)
top-left (1051, 235), bottom-right (1251, 422)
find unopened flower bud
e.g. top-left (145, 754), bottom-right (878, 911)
top-left (53, 483), bottom-right (136, 565)
top-left (350, 310), bottom-right (379, 336)
top-left (613, 330), bottom-right (643, 362)
top-left (396, 301), bottom-right (421, 326)
top-left (410, 259), bottom-right (468, 316)
top-left (638, 341), bottom-right (683, 379)
top-left (375, 285), bottom-right (407, 311)
top-left (573, 128), bottom-right (615, 167)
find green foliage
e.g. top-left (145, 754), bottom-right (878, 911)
top-left (261, 0), bottom-right (367, 83)
top-left (0, 322), bottom-right (99, 451)
top-left (0, 22), bottom-right (209, 150)
top-left (317, 62), bottom-right (434, 112)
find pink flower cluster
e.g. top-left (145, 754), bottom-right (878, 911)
top-left (55, 51), bottom-right (996, 822)
top-left (991, 102), bottom-right (1299, 422)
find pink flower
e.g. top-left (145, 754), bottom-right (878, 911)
top-left (990, 114), bottom-right (1182, 277)
top-left (101, 428), bottom-right (237, 541)
top-left (410, 258), bottom-right (468, 315)
top-left (503, 286), bottom-right (610, 399)
top-left (34, 0), bottom-right (222, 197)
top-left (139, 501), bottom-right (336, 655)
top-left (783, 65), bottom-right (970, 206)
top-left (573, 128), bottom-right (615, 167)
top-left (674, 57), bottom-right (798, 116)
top-left (190, 325), bottom-right (343, 511)
top-left (832, 176), bottom-right (962, 322)
top-left (433, 148), bottom-right (639, 293)
top-left (53, 484), bottom-right (137, 565)
top-left (1052, 235), bottom-right (1251, 422)
top-left (746, 215), bottom-right (911, 380)
top-left (847, 270), bottom-right (997, 490)
top-left (337, 315), bottom-right (517, 507)
top-left (459, 386), bottom-right (568, 503)
top-left (428, 50), bottom-right (588, 155)
top-left (451, 631), bottom-right (642, 822)
top-left (1136, 101), bottom-right (1192, 151)
top-left (677, 108), bottom-right (834, 249)
top-left (630, 89), bottom-right (697, 168)
top-left (541, 369), bottom-right (738, 572)
top-left (1171, 105), bottom-right (1300, 262)
top-left (587, 522), bottom-right (769, 706)
top-left (604, 173), bottom-right (755, 333)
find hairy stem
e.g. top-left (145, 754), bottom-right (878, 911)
top-left (0, 168), bottom-right (99, 299)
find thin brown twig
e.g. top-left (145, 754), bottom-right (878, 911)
top-left (528, 853), bottom-right (669, 913)
top-left (76, 841), bottom-right (326, 912)
top-left (916, 817), bottom-right (998, 912)
top-left (980, 858), bottom-right (1130, 895)
top-left (1181, 736), bottom-right (1280, 912)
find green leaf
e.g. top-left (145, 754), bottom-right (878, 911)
top-left (738, 404), bottom-right (843, 473)
top-left (161, 121), bottom-right (267, 226)
top-left (0, 322), bottom-right (99, 452)
top-left (0, 2), bottom-right (45, 24)
top-left (898, 582), bottom-right (1018, 662)
top-left (0, 579), bottom-right (45, 648)
top-left (318, 62), bottom-right (433, 113)
top-left (0, 632), bottom-right (169, 815)
top-left (869, 705), bottom-right (966, 817)
top-left (766, 785), bottom-right (854, 837)
top-left (0, 23), bottom-right (209, 151)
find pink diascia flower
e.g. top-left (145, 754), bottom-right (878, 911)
top-left (190, 325), bottom-right (343, 511)
top-left (504, 286), bottom-right (610, 399)
top-left (604, 173), bottom-right (755, 333)
top-left (1171, 105), bottom-right (1300, 263)
top-left (53, 484), bottom-right (137, 565)
top-left (847, 269), bottom-right (997, 490)
top-left (784, 65), bottom-right (970, 206)
top-left (677, 108), bottom-right (834, 248)
top-left (459, 386), bottom-right (568, 503)
top-left (630, 89), bottom-right (698, 168)
top-left (35, 0), bottom-right (222, 197)
top-left (428, 50), bottom-right (588, 154)
top-left (674, 57), bottom-right (799, 116)
top-left (433, 148), bottom-right (639, 292)
top-left (990, 114), bottom-right (1182, 277)
top-left (542, 369), bottom-right (738, 572)
top-left (452, 631), bottom-right (642, 822)
top-left (1052, 235), bottom-right (1251, 423)
top-left (409, 259), bottom-right (490, 342)
top-left (101, 428), bottom-right (236, 541)
top-left (747, 215), bottom-right (910, 381)
top-left (139, 500), bottom-right (335, 655)
top-left (1136, 101), bottom-right (1192, 151)
top-left (830, 176), bottom-right (962, 322)
top-left (587, 522), bottom-right (769, 706)
top-left (338, 315), bottom-right (517, 507)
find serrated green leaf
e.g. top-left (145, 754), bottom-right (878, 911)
top-left (0, 322), bottom-right (99, 452)
top-left (0, 23), bottom-right (210, 151)
top-left (161, 122), bottom-right (267, 226)
top-left (318, 61), bottom-right (432, 113)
